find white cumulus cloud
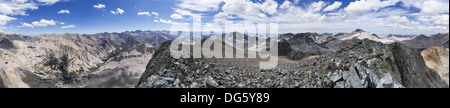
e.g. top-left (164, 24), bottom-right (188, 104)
top-left (138, 12), bottom-right (151, 16)
top-left (111, 8), bottom-right (124, 15)
top-left (420, 0), bottom-right (449, 15)
top-left (431, 14), bottom-right (449, 26)
top-left (170, 14), bottom-right (183, 19)
top-left (58, 9), bottom-right (70, 14)
top-left (260, 0), bottom-right (278, 15)
top-left (311, 1), bottom-right (326, 12)
top-left (156, 18), bottom-right (189, 25)
top-left (93, 3), bottom-right (105, 9)
top-left (0, 0), bottom-right (39, 15)
top-left (31, 19), bottom-right (57, 27)
top-left (61, 25), bottom-right (75, 28)
top-left (36, 0), bottom-right (60, 5)
top-left (0, 14), bottom-right (16, 26)
top-left (176, 0), bottom-right (223, 12)
top-left (20, 22), bottom-right (34, 28)
top-left (345, 0), bottom-right (400, 15)
top-left (323, 1), bottom-right (342, 12)
top-left (152, 12), bottom-right (159, 16)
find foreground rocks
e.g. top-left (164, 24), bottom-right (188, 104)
top-left (137, 39), bottom-right (448, 88)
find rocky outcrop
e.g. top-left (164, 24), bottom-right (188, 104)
top-left (421, 46), bottom-right (449, 85)
top-left (296, 39), bottom-right (447, 88)
top-left (387, 43), bottom-right (447, 88)
top-left (137, 39), bottom-right (448, 88)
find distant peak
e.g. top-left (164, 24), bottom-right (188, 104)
top-left (417, 34), bottom-right (427, 37)
top-left (353, 29), bottom-right (365, 33)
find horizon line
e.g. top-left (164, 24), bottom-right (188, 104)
top-left (1, 29), bottom-right (449, 37)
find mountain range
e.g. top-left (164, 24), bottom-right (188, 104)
top-left (1, 29), bottom-right (449, 88)
top-left (0, 31), bottom-right (171, 88)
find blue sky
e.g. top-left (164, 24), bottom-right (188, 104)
top-left (0, 0), bottom-right (448, 36)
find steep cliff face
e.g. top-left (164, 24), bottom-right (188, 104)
top-left (136, 41), bottom-right (175, 87)
top-left (137, 39), bottom-right (448, 88)
top-left (421, 46), bottom-right (449, 85)
top-left (387, 43), bottom-right (447, 88)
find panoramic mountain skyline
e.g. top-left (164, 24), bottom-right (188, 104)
top-left (0, 0), bottom-right (449, 36)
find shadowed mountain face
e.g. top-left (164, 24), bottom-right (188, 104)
top-left (277, 39), bottom-right (296, 57)
top-left (319, 38), bottom-right (343, 51)
top-left (0, 38), bottom-right (14, 50)
top-left (276, 39), bottom-right (312, 60)
top-left (401, 33), bottom-right (449, 51)
top-left (445, 41), bottom-right (449, 49)
top-left (354, 29), bottom-right (365, 33)
top-left (284, 33), bottom-right (330, 54)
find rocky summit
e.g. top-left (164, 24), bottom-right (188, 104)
top-left (137, 39), bottom-right (448, 88)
